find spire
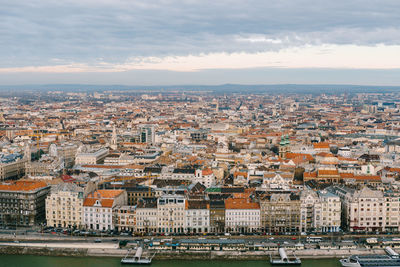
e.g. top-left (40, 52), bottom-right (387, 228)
top-left (279, 135), bottom-right (285, 146)
top-left (24, 143), bottom-right (31, 161)
top-left (111, 125), bottom-right (117, 150)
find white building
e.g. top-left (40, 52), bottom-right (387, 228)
top-left (83, 189), bottom-right (127, 231)
top-left (135, 200), bottom-right (158, 233)
top-left (315, 191), bottom-right (341, 232)
top-left (225, 198), bottom-right (260, 233)
top-left (185, 200), bottom-right (210, 233)
top-left (75, 148), bottom-right (109, 165)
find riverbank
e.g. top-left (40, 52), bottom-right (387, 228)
top-left (0, 241), bottom-right (387, 260)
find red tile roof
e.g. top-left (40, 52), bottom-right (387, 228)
top-left (313, 142), bottom-right (330, 149)
top-left (83, 189), bottom-right (125, 208)
top-left (202, 169), bottom-right (213, 176)
top-left (0, 180), bottom-right (48, 192)
top-left (225, 198), bottom-right (259, 209)
top-left (318, 169), bottom-right (339, 176)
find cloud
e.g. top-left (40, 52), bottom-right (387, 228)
top-left (0, 0), bottom-right (400, 71)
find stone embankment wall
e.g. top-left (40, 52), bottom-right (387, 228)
top-left (0, 244), bottom-right (388, 260)
top-left (0, 246), bottom-right (88, 257)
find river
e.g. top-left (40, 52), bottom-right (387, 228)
top-left (0, 255), bottom-right (341, 267)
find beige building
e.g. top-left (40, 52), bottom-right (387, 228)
top-left (300, 189), bottom-right (341, 233)
top-left (135, 200), bottom-right (158, 233)
top-left (0, 158), bottom-right (27, 181)
top-left (45, 183), bottom-right (84, 228)
top-left (260, 193), bottom-right (301, 234)
top-left (75, 148), bottom-right (108, 165)
top-left (114, 205), bottom-right (136, 232)
top-left (157, 194), bottom-right (185, 233)
top-left (331, 186), bottom-right (400, 232)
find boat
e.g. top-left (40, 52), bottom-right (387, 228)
top-left (121, 247), bottom-right (154, 265)
top-left (270, 248), bottom-right (302, 265)
top-left (340, 247), bottom-right (400, 267)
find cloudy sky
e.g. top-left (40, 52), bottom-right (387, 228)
top-left (1, 0), bottom-right (400, 85)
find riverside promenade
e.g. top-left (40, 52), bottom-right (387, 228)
top-left (0, 233), bottom-right (390, 260)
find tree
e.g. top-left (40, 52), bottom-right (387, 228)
top-left (330, 146), bottom-right (339, 155)
top-left (271, 145), bottom-right (279, 155)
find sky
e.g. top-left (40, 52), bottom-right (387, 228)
top-left (1, 0), bottom-right (400, 85)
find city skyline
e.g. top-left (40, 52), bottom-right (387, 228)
top-left (1, 0), bottom-right (400, 85)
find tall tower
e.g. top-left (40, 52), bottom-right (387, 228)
top-left (278, 134), bottom-right (291, 159)
top-left (279, 135), bottom-right (286, 158)
top-left (24, 143), bottom-right (31, 177)
top-left (111, 125), bottom-right (117, 150)
top-left (140, 125), bottom-right (155, 145)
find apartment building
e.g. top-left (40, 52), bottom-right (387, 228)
top-left (45, 182), bottom-right (84, 228)
top-left (75, 148), bottom-right (109, 165)
top-left (135, 199), bottom-right (158, 233)
top-left (0, 156), bottom-right (27, 181)
top-left (209, 200), bottom-right (225, 233)
top-left (225, 198), bottom-right (260, 233)
top-left (83, 189), bottom-right (127, 231)
top-left (157, 194), bottom-right (185, 233)
top-left (316, 190), bottom-right (341, 232)
top-left (330, 186), bottom-right (400, 232)
top-left (0, 180), bottom-right (50, 227)
top-left (185, 200), bottom-right (210, 234)
top-left (260, 193), bottom-right (301, 234)
top-left (113, 205), bottom-right (136, 232)
top-left (300, 189), bottom-right (341, 233)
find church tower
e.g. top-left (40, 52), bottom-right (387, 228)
top-left (279, 135), bottom-right (286, 158)
top-left (278, 134), bottom-right (291, 159)
top-left (111, 125), bottom-right (117, 150)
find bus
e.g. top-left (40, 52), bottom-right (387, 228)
top-left (306, 236), bottom-right (323, 243)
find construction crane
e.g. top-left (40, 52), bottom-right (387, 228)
top-left (28, 129), bottom-right (71, 151)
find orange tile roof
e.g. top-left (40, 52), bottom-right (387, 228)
top-left (316, 152), bottom-right (334, 157)
top-left (84, 189), bottom-right (125, 208)
top-left (286, 153), bottom-right (314, 161)
top-left (304, 172), bottom-right (317, 178)
top-left (318, 169), bottom-right (339, 176)
top-left (349, 175), bottom-right (381, 182)
top-left (234, 172), bottom-right (247, 178)
top-left (313, 142), bottom-right (330, 149)
top-left (340, 173), bottom-right (355, 178)
top-left (337, 156), bottom-right (358, 162)
top-left (225, 198), bottom-right (259, 210)
top-left (0, 180), bottom-right (48, 192)
top-left (388, 168), bottom-right (400, 173)
top-left (202, 169), bottom-right (213, 176)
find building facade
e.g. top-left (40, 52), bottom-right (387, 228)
top-left (83, 189), bottom-right (127, 231)
top-left (225, 198), bottom-right (260, 233)
top-left (45, 182), bottom-right (84, 228)
top-left (135, 199), bottom-right (158, 233)
top-left (0, 180), bottom-right (50, 227)
top-left (157, 194), bottom-right (185, 233)
top-left (260, 193), bottom-right (300, 234)
top-left (185, 200), bottom-right (210, 233)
